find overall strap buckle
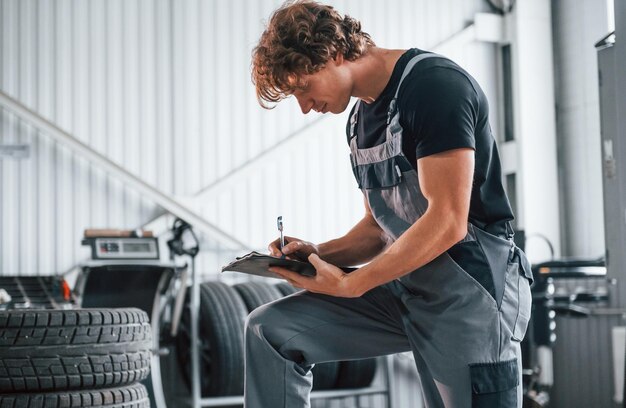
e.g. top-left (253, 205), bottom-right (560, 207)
top-left (386, 53), bottom-right (441, 128)
top-left (387, 99), bottom-right (397, 125)
top-left (349, 100), bottom-right (361, 140)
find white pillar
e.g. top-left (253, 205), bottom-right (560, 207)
top-left (508, 0), bottom-right (561, 262)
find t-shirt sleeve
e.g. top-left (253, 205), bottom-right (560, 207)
top-left (399, 67), bottom-right (478, 159)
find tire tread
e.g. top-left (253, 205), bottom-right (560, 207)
top-left (0, 382), bottom-right (150, 408)
top-left (0, 309), bottom-right (151, 393)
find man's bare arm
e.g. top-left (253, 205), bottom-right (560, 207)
top-left (317, 196), bottom-right (390, 266)
top-left (346, 148), bottom-right (474, 295)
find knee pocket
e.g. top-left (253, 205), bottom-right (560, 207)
top-left (469, 359), bottom-right (518, 408)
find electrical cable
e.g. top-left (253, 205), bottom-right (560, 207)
top-left (525, 233), bottom-right (555, 260)
top-left (486, 0), bottom-right (516, 15)
top-left (167, 218), bottom-right (200, 259)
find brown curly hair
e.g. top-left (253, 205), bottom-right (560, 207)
top-left (251, 1), bottom-right (375, 108)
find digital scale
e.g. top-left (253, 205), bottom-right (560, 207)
top-left (82, 229), bottom-right (160, 260)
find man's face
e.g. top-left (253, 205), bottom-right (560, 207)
top-left (291, 55), bottom-right (352, 115)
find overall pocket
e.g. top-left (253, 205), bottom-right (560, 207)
top-left (469, 359), bottom-right (518, 407)
top-left (511, 261), bottom-right (532, 341)
top-left (353, 156), bottom-right (408, 189)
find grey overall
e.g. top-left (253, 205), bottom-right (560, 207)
top-left (244, 54), bottom-right (533, 408)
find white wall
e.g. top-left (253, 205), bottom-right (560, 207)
top-left (552, 0), bottom-right (612, 258)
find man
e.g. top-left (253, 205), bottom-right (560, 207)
top-left (246, 1), bottom-right (533, 407)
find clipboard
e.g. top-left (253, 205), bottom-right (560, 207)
top-left (221, 251), bottom-right (317, 279)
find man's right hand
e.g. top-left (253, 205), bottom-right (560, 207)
top-left (268, 236), bottom-right (320, 262)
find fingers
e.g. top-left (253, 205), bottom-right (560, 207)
top-left (309, 254), bottom-right (340, 277)
top-left (268, 236), bottom-right (301, 257)
top-left (269, 267), bottom-right (302, 287)
top-left (308, 253), bottom-right (321, 264)
top-left (309, 254), bottom-right (333, 271)
top-left (285, 278), bottom-right (302, 289)
top-left (281, 240), bottom-right (303, 255)
top-left (267, 238), bottom-right (283, 257)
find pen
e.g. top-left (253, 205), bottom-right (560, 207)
top-left (277, 216), bottom-right (285, 253)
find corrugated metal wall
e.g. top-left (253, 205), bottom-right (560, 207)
top-left (1, 0), bottom-right (170, 275)
top-left (1, 1), bottom-right (499, 407)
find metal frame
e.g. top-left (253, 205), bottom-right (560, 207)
top-left (150, 268), bottom-right (181, 408)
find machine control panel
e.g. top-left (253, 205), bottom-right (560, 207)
top-left (90, 237), bottom-right (159, 260)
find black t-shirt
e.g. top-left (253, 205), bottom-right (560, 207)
top-left (346, 48), bottom-right (514, 237)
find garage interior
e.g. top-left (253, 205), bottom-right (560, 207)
top-left (1, 0), bottom-right (626, 407)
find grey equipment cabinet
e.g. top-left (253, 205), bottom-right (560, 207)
top-left (597, 3), bottom-right (626, 308)
top-left (597, 1), bottom-right (626, 405)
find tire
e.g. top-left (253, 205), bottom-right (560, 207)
top-left (0, 308), bottom-right (152, 394)
top-left (274, 282), bottom-right (300, 297)
top-left (312, 360), bottom-right (340, 391)
top-left (335, 358), bottom-right (378, 389)
top-left (233, 282), bottom-right (282, 312)
top-left (0, 382), bottom-right (150, 407)
top-left (176, 282), bottom-right (247, 396)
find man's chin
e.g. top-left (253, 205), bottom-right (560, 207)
top-left (331, 101), bottom-right (350, 114)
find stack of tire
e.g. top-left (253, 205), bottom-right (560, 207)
top-left (0, 308), bottom-right (152, 407)
top-left (175, 281), bottom-right (377, 398)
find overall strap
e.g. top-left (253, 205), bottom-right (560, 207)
top-left (349, 99), bottom-right (362, 141)
top-left (350, 52), bottom-right (442, 143)
top-left (387, 52), bottom-right (441, 126)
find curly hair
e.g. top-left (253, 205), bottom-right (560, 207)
top-left (251, 1), bottom-right (375, 108)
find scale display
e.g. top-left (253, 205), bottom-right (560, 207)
top-left (91, 237), bottom-right (159, 260)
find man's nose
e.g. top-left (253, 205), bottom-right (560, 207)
top-left (296, 96), bottom-right (313, 114)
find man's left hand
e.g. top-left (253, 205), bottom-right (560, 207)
top-left (269, 254), bottom-right (361, 298)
